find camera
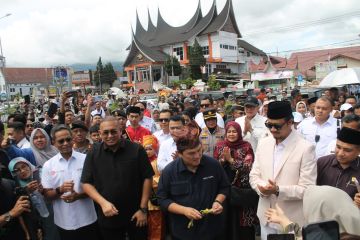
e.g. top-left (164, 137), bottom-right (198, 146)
top-left (14, 187), bottom-right (29, 198)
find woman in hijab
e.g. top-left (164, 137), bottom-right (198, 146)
top-left (142, 135), bottom-right (165, 240)
top-left (296, 101), bottom-right (308, 118)
top-left (29, 128), bottom-right (60, 240)
top-left (265, 186), bottom-right (360, 239)
top-left (213, 121), bottom-right (258, 240)
top-left (8, 157), bottom-right (44, 240)
top-left (29, 128), bottom-right (58, 167)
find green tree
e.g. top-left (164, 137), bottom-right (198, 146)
top-left (94, 57), bottom-right (104, 87)
top-left (164, 56), bottom-right (182, 76)
top-left (103, 62), bottom-right (117, 86)
top-left (189, 39), bottom-right (206, 80)
top-left (207, 74), bottom-right (221, 91)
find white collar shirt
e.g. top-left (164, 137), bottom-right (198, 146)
top-left (91, 107), bottom-right (105, 118)
top-left (273, 130), bottom-right (293, 178)
top-left (235, 114), bottom-right (268, 152)
top-left (153, 130), bottom-right (172, 143)
top-left (297, 116), bottom-right (338, 159)
top-left (157, 137), bottom-right (177, 172)
top-left (195, 112), bottom-right (225, 129)
top-left (41, 151), bottom-right (97, 230)
top-left (17, 137), bottom-right (31, 149)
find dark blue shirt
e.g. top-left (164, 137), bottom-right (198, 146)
top-left (157, 154), bottom-right (230, 240)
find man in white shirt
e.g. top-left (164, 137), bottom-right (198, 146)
top-left (297, 97), bottom-right (338, 159)
top-left (195, 96), bottom-right (224, 129)
top-left (7, 122), bottom-right (31, 149)
top-left (235, 96), bottom-right (268, 152)
top-left (325, 114), bottom-right (360, 155)
top-left (91, 101), bottom-right (106, 119)
top-left (153, 109), bottom-right (172, 143)
top-left (157, 115), bottom-right (185, 172)
top-left (250, 101), bottom-right (316, 239)
top-left (42, 124), bottom-right (99, 240)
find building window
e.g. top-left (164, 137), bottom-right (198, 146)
top-left (173, 47), bottom-right (184, 60)
top-left (10, 88), bottom-right (15, 92)
top-left (247, 52), bottom-right (251, 57)
top-left (202, 46), bottom-right (209, 55)
top-left (220, 44), bottom-right (223, 48)
top-left (216, 64), bottom-right (226, 69)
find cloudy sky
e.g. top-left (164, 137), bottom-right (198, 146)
top-left (0, 0), bottom-right (360, 67)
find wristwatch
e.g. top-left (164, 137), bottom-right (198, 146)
top-left (275, 185), bottom-right (280, 197)
top-left (4, 212), bottom-right (12, 223)
top-left (284, 222), bottom-right (300, 235)
top-left (55, 187), bottom-right (62, 195)
top-left (139, 208), bottom-right (148, 214)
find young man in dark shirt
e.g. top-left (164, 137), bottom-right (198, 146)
top-left (81, 116), bottom-right (154, 240)
top-left (317, 127), bottom-right (360, 201)
top-left (157, 136), bottom-right (229, 240)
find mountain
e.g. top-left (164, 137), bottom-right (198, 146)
top-left (70, 61), bottom-right (124, 72)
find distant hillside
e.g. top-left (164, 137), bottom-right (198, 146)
top-left (70, 62), bottom-right (124, 72)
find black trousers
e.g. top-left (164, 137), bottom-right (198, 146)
top-left (99, 222), bottom-right (147, 240)
top-left (57, 221), bottom-right (101, 240)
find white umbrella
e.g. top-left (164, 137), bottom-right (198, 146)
top-left (109, 87), bottom-right (126, 98)
top-left (319, 67), bottom-right (360, 87)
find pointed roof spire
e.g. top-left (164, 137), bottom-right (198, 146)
top-left (147, 7), bottom-right (156, 32)
top-left (135, 9), bottom-right (147, 39)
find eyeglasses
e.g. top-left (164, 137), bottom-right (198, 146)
top-left (57, 137), bottom-right (72, 145)
top-left (201, 104), bottom-right (210, 108)
top-left (265, 121), bottom-right (287, 130)
top-left (12, 165), bottom-right (30, 174)
top-left (102, 129), bottom-right (119, 136)
top-left (159, 118), bottom-right (170, 122)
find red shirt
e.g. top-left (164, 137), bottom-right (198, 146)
top-left (126, 125), bottom-right (151, 143)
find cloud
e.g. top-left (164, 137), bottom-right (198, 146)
top-left (0, 0), bottom-right (359, 66)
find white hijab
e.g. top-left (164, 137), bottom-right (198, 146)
top-left (303, 186), bottom-right (360, 236)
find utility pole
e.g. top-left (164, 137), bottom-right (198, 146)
top-left (99, 71), bottom-right (102, 94)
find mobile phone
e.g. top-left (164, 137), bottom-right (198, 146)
top-left (267, 234), bottom-right (295, 240)
top-left (302, 220), bottom-right (339, 240)
top-left (32, 169), bottom-right (41, 182)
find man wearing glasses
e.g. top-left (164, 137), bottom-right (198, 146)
top-left (249, 101), bottom-right (316, 239)
top-left (154, 109), bottom-right (173, 143)
top-left (41, 124), bottom-right (99, 240)
top-left (195, 96), bottom-right (225, 129)
top-left (82, 117), bottom-right (154, 239)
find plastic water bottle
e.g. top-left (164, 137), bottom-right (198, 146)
top-left (30, 190), bottom-right (49, 218)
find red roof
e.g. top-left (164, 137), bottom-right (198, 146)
top-left (4, 68), bottom-right (53, 84)
top-left (249, 56), bottom-right (298, 72)
top-left (289, 45), bottom-right (360, 78)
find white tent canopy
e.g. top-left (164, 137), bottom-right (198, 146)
top-left (319, 67), bottom-right (360, 87)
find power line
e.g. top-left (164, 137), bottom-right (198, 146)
top-left (243, 10), bottom-right (360, 37)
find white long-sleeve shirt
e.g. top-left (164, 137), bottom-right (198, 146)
top-left (157, 137), bottom-right (177, 172)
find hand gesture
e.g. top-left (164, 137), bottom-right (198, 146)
top-left (87, 94), bottom-right (94, 106)
top-left (131, 210), bottom-right (147, 227)
top-left (61, 180), bottom-right (74, 193)
top-left (101, 201), bottom-right (119, 217)
top-left (171, 151), bottom-right (179, 160)
top-left (1, 138), bottom-right (11, 149)
top-left (244, 117), bottom-right (252, 134)
top-left (61, 92), bottom-right (68, 102)
top-left (183, 207), bottom-right (202, 220)
top-left (265, 203), bottom-right (292, 227)
top-left (354, 193), bottom-right (360, 208)
top-left (26, 180), bottom-right (39, 193)
top-left (10, 196), bottom-right (31, 217)
top-left (222, 147), bottom-right (232, 162)
top-left (211, 201), bottom-right (223, 215)
top-left (257, 179), bottom-right (277, 196)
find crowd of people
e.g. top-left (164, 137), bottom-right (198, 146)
top-left (0, 86), bottom-right (359, 240)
